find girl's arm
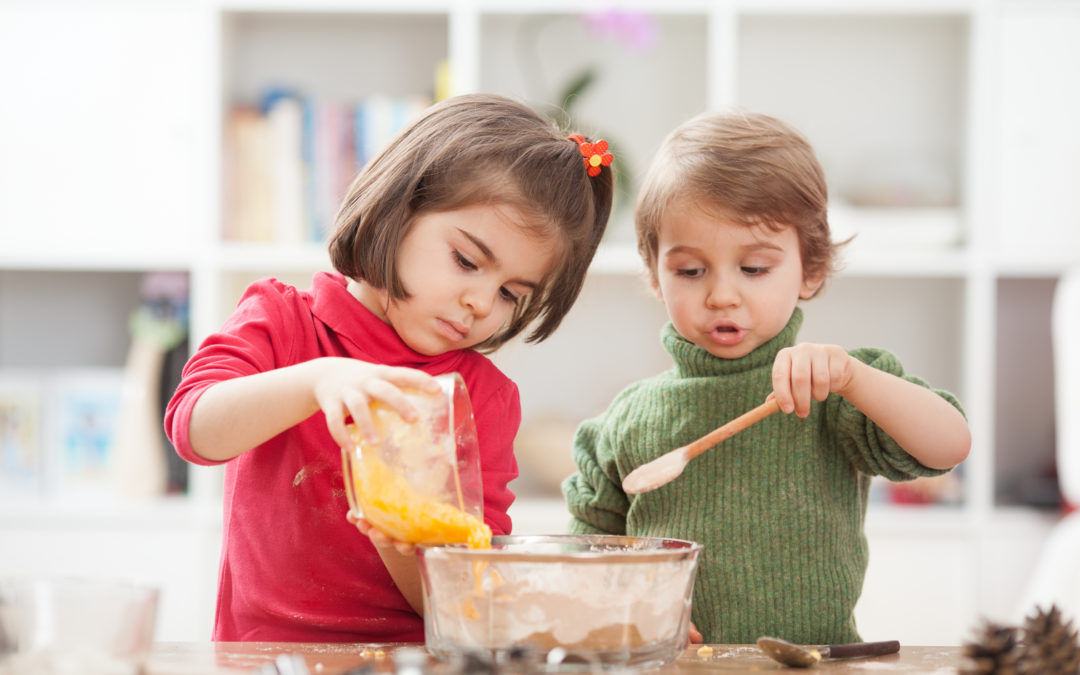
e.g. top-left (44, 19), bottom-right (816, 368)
top-left (772, 344), bottom-right (971, 470)
top-left (188, 357), bottom-right (439, 462)
top-left (349, 512), bottom-right (424, 615)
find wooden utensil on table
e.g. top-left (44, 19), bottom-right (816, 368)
top-left (756, 636), bottom-right (901, 668)
top-left (621, 398), bottom-right (780, 494)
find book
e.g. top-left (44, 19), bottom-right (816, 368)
top-left (222, 106), bottom-right (273, 241)
top-left (265, 93), bottom-right (306, 244)
top-left (0, 373), bottom-right (45, 499)
top-left (46, 368), bottom-right (125, 501)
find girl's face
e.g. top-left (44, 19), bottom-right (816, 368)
top-left (355, 204), bottom-right (556, 356)
top-left (654, 200), bottom-right (822, 360)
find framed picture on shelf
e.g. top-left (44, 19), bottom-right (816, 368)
top-left (0, 373), bottom-right (46, 499)
top-left (46, 368), bottom-right (125, 501)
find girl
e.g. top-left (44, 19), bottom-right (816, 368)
top-left (165, 93), bottom-right (614, 642)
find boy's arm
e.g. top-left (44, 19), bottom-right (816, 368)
top-left (772, 344), bottom-right (971, 470)
top-left (837, 359), bottom-right (971, 470)
top-left (563, 414), bottom-right (631, 535)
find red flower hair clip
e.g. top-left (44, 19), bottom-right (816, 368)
top-left (569, 133), bottom-right (614, 177)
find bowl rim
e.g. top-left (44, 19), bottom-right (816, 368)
top-left (417, 533), bottom-right (702, 563)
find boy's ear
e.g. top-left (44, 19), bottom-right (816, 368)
top-left (643, 278), bottom-right (660, 300)
top-left (649, 275), bottom-right (665, 303)
top-left (799, 272), bottom-right (825, 299)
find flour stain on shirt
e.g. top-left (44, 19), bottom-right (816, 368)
top-left (294, 461), bottom-right (337, 488)
top-left (293, 466), bottom-right (311, 487)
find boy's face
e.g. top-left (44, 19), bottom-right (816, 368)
top-left (653, 201), bottom-right (822, 360)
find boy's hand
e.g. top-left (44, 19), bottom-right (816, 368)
top-left (771, 343), bottom-right (856, 417)
top-left (308, 358), bottom-right (441, 452)
top-left (687, 622), bottom-right (704, 645)
top-left (347, 509), bottom-right (416, 556)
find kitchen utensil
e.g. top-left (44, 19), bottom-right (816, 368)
top-left (341, 372), bottom-right (489, 547)
top-left (418, 534), bottom-right (702, 669)
top-left (756, 636), bottom-right (901, 668)
top-left (621, 398), bottom-right (781, 494)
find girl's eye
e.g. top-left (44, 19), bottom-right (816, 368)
top-left (742, 266), bottom-right (769, 276)
top-left (499, 286), bottom-right (521, 304)
top-left (675, 268), bottom-right (704, 278)
top-left (454, 250), bottom-right (478, 271)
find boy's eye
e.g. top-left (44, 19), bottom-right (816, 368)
top-left (454, 250), bottom-right (478, 271)
top-left (741, 266), bottom-right (769, 276)
top-left (675, 267), bottom-right (704, 278)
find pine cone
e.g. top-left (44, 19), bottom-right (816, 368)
top-left (962, 619), bottom-right (1020, 674)
top-left (1013, 604), bottom-right (1080, 675)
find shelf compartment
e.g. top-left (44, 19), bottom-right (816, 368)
top-left (223, 11), bottom-right (448, 104)
top-left (478, 10), bottom-right (709, 243)
top-left (994, 277), bottom-right (1059, 509)
top-left (737, 12), bottom-right (969, 243)
top-left (0, 271), bottom-right (146, 369)
top-left (802, 275), bottom-right (966, 397)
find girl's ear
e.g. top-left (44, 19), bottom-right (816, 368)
top-left (799, 272), bottom-right (825, 299)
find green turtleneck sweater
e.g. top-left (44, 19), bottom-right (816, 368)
top-left (562, 308), bottom-right (962, 644)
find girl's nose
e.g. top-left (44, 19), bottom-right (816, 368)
top-left (706, 274), bottom-right (740, 308)
top-left (462, 283), bottom-right (495, 318)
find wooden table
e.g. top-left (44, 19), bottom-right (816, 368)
top-left (145, 642), bottom-right (969, 674)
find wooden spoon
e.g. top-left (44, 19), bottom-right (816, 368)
top-left (756, 636), bottom-right (901, 668)
top-left (621, 398), bottom-right (780, 495)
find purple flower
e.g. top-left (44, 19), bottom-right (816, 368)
top-left (582, 10), bottom-right (657, 53)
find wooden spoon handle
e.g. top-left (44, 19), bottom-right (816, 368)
top-left (684, 398), bottom-right (781, 461)
top-left (825, 640), bottom-right (901, 659)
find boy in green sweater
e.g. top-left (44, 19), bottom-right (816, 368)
top-left (562, 111), bottom-right (971, 645)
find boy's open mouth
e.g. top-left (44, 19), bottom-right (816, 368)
top-left (708, 322), bottom-right (746, 346)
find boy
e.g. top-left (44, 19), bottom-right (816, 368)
top-left (562, 110), bottom-right (970, 644)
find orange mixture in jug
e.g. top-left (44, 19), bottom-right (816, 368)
top-left (346, 422), bottom-right (491, 549)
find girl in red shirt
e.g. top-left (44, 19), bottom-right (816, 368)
top-left (165, 93), bottom-right (614, 642)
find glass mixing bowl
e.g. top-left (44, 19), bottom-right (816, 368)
top-left (417, 534), bottom-right (702, 669)
top-left (0, 577), bottom-right (158, 675)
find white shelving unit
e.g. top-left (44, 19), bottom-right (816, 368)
top-left (1, 0), bottom-right (1078, 645)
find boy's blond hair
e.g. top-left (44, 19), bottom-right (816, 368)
top-left (635, 110), bottom-right (839, 296)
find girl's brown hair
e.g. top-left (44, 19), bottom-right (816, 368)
top-left (329, 93), bottom-right (613, 351)
top-left (635, 110), bottom-right (841, 296)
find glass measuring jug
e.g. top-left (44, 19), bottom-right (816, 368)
top-left (341, 372), bottom-right (490, 548)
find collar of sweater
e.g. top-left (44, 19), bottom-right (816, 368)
top-left (662, 307), bottom-right (804, 378)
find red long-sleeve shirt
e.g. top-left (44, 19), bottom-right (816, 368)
top-left (165, 271), bottom-right (519, 642)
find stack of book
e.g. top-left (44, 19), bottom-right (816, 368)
top-left (223, 91), bottom-right (431, 244)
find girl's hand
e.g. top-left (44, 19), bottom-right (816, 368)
top-left (347, 509), bottom-right (416, 556)
top-left (771, 343), bottom-right (856, 417)
top-left (308, 358), bottom-right (441, 451)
